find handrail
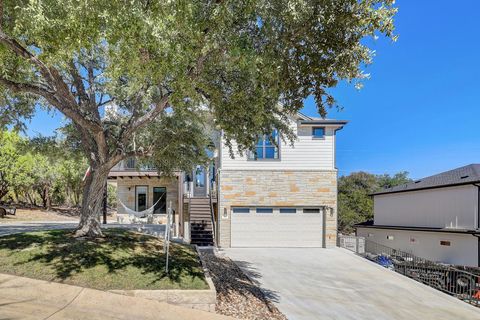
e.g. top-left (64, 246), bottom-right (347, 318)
top-left (209, 176), bottom-right (216, 243)
top-left (188, 196), bottom-right (191, 242)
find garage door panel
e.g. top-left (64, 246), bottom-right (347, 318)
top-left (231, 212), bottom-right (324, 247)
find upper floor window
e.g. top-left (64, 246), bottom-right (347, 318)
top-left (312, 127), bottom-right (325, 139)
top-left (126, 158), bottom-right (136, 169)
top-left (124, 158), bottom-right (156, 170)
top-left (249, 129), bottom-right (279, 160)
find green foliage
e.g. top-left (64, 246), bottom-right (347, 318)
top-left (107, 183), bottom-right (117, 208)
top-left (0, 129), bottom-right (87, 207)
top-left (377, 171), bottom-right (411, 189)
top-left (0, 1), bottom-right (397, 230)
top-left (0, 0), bottom-right (397, 160)
top-left (0, 130), bottom-right (26, 200)
top-left (338, 171), bottom-right (412, 234)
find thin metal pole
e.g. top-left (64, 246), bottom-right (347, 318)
top-left (102, 182), bottom-right (107, 224)
top-left (165, 201), bottom-right (172, 273)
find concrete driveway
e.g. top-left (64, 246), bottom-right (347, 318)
top-left (223, 247), bottom-right (480, 320)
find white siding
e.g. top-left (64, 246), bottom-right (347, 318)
top-left (356, 227), bottom-right (479, 267)
top-left (220, 120), bottom-right (336, 171)
top-left (374, 185), bottom-right (479, 229)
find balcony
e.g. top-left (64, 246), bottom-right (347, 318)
top-left (110, 158), bottom-right (157, 172)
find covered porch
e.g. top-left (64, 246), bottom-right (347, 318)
top-left (107, 164), bottom-right (217, 244)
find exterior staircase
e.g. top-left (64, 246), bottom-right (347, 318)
top-left (189, 197), bottom-right (214, 246)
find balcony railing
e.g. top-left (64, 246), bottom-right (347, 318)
top-left (111, 159), bottom-right (157, 171)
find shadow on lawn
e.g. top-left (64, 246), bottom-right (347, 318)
top-left (0, 229), bottom-right (205, 287)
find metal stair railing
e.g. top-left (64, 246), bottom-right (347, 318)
top-left (208, 179), bottom-right (216, 244)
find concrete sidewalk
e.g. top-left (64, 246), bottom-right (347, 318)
top-left (0, 273), bottom-right (228, 320)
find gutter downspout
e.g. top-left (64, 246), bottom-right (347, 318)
top-left (332, 125), bottom-right (346, 245)
top-left (473, 183), bottom-right (480, 267)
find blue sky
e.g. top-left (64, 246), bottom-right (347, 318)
top-left (25, 1), bottom-right (480, 179)
top-left (302, 1), bottom-right (480, 178)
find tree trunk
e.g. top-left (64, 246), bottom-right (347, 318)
top-left (45, 186), bottom-right (51, 210)
top-left (38, 187), bottom-right (48, 209)
top-left (74, 164), bottom-right (110, 238)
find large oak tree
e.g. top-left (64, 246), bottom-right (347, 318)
top-left (0, 0), bottom-right (396, 237)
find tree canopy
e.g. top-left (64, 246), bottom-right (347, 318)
top-left (338, 171), bottom-right (411, 234)
top-left (0, 130), bottom-right (88, 207)
top-left (0, 0), bottom-right (397, 236)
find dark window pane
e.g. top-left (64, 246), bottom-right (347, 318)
top-left (265, 147), bottom-right (276, 159)
top-left (256, 136), bottom-right (264, 146)
top-left (126, 158), bottom-right (136, 169)
top-left (303, 208), bottom-right (320, 213)
top-left (153, 187), bottom-right (166, 214)
top-left (136, 186), bottom-right (148, 211)
top-left (312, 127), bottom-right (325, 138)
top-left (280, 208), bottom-right (296, 213)
top-left (232, 207), bottom-right (250, 213)
top-left (265, 134), bottom-right (273, 146)
top-left (255, 146), bottom-right (264, 159)
top-left (256, 208), bottom-right (273, 213)
top-left (195, 166), bottom-right (205, 187)
top-left (252, 130), bottom-right (280, 160)
top-left (138, 194), bottom-right (146, 211)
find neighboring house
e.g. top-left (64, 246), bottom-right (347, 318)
top-left (356, 164), bottom-right (480, 267)
top-left (108, 113), bottom-right (347, 248)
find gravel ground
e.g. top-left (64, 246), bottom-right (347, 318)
top-left (199, 249), bottom-right (287, 320)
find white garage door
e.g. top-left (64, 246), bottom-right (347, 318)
top-left (231, 207), bottom-right (325, 247)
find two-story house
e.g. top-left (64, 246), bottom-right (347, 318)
top-left (356, 164), bottom-right (480, 267)
top-left (108, 113), bottom-right (347, 248)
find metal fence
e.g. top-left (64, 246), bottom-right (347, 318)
top-left (338, 235), bottom-right (365, 254)
top-left (338, 235), bottom-right (480, 307)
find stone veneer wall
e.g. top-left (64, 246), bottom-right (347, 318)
top-left (218, 170), bottom-right (338, 248)
top-left (116, 176), bottom-right (179, 216)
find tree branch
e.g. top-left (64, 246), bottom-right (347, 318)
top-left (0, 0), bottom-right (3, 31)
top-left (0, 31), bottom-right (55, 85)
top-left (97, 98), bottom-right (113, 108)
top-left (0, 77), bottom-right (56, 99)
top-left (121, 94), bottom-right (170, 141)
top-left (0, 76), bottom-right (102, 136)
top-left (68, 60), bottom-right (89, 105)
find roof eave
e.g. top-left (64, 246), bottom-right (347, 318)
top-left (370, 180), bottom-right (480, 196)
top-left (299, 120), bottom-right (348, 126)
top-left (354, 223), bottom-right (480, 235)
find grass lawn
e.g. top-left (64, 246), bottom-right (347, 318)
top-left (0, 229), bottom-right (208, 290)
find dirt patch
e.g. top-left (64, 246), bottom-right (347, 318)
top-left (0, 207), bottom-right (79, 223)
top-left (199, 250), bottom-right (287, 320)
top-left (0, 206), bottom-right (118, 223)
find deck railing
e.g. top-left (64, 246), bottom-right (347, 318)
top-left (338, 235), bottom-right (480, 307)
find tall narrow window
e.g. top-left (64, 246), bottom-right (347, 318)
top-left (249, 129), bottom-right (279, 160)
top-left (135, 186), bottom-right (148, 211)
top-left (153, 187), bottom-right (167, 214)
top-left (125, 158), bottom-right (136, 169)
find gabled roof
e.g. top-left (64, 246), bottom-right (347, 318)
top-left (372, 164), bottom-right (480, 196)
